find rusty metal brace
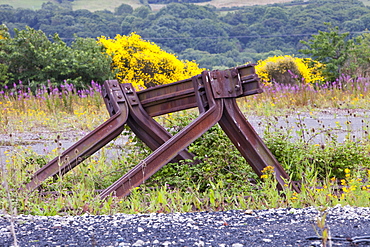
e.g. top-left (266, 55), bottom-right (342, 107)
top-left (26, 64), bottom-right (300, 198)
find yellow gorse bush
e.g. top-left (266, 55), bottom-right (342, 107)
top-left (255, 55), bottom-right (325, 85)
top-left (98, 33), bottom-right (203, 90)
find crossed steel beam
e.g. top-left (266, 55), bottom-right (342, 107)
top-left (26, 64), bottom-right (300, 198)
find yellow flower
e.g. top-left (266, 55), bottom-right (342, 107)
top-left (261, 166), bottom-right (274, 173)
top-left (255, 55), bottom-right (324, 84)
top-left (98, 33), bottom-right (203, 90)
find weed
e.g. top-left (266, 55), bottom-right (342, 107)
top-left (1, 79), bottom-right (370, 215)
top-left (312, 208), bottom-right (330, 247)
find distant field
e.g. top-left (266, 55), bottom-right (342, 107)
top-left (197, 0), bottom-right (292, 8)
top-left (0, 0), bottom-right (142, 11)
top-left (72, 0), bottom-right (142, 12)
top-left (0, 0), bottom-right (48, 9)
top-left (1, 0), bottom-right (294, 11)
top-left (2, 0), bottom-right (368, 11)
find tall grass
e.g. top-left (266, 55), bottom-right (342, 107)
top-left (0, 81), bottom-right (108, 134)
top-left (0, 79), bottom-right (370, 216)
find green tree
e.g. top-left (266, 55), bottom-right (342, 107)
top-left (114, 3), bottom-right (133, 15)
top-left (0, 24), bottom-right (10, 85)
top-left (343, 33), bottom-right (370, 78)
top-left (299, 23), bottom-right (354, 81)
top-left (0, 26), bottom-right (112, 89)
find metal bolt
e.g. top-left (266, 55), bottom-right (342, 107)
top-left (117, 95), bottom-right (123, 99)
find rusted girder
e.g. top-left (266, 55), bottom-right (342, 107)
top-left (100, 71), bottom-right (224, 198)
top-left (26, 80), bottom-right (195, 191)
top-left (26, 64), bottom-right (299, 197)
top-left (26, 81), bottom-right (129, 191)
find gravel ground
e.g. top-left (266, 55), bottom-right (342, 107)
top-left (1, 205), bottom-right (370, 247)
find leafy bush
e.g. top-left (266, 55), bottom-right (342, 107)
top-left (121, 111), bottom-right (257, 193)
top-left (98, 33), bottom-right (203, 89)
top-left (262, 116), bottom-right (370, 181)
top-left (255, 55), bottom-right (324, 85)
top-left (0, 26), bottom-right (113, 89)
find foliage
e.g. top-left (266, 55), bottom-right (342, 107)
top-left (114, 3), bottom-right (133, 15)
top-left (1, 75), bottom-right (370, 215)
top-left (255, 55), bottom-right (325, 84)
top-left (98, 33), bottom-right (203, 89)
top-left (0, 24), bottom-right (10, 84)
top-left (2, 0), bottom-right (370, 70)
top-left (300, 23), bottom-right (354, 82)
top-left (0, 26), bottom-right (113, 89)
top-left (140, 112), bottom-right (257, 193)
top-left (263, 116), bottom-right (370, 182)
top-left (343, 32), bottom-right (370, 78)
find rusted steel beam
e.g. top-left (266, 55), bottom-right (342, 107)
top-left (27, 64), bottom-right (297, 198)
top-left (136, 64), bottom-right (261, 117)
top-left (26, 81), bottom-right (130, 191)
top-left (26, 80), bottom-right (195, 192)
top-left (137, 77), bottom-right (197, 117)
top-left (218, 98), bottom-right (300, 192)
top-left (99, 71), bottom-right (223, 199)
top-left (99, 65), bottom-right (298, 199)
top-left (121, 83), bottom-right (194, 162)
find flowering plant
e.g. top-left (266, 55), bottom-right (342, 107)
top-left (98, 33), bottom-right (203, 89)
top-left (255, 55), bottom-right (325, 85)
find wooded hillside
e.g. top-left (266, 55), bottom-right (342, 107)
top-left (1, 0), bottom-right (370, 69)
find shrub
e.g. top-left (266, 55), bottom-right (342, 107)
top-left (255, 55), bottom-right (324, 85)
top-left (98, 33), bottom-right (203, 89)
top-left (121, 111), bottom-right (257, 193)
top-left (0, 26), bottom-right (113, 89)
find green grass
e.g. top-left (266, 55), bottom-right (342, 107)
top-left (1, 80), bottom-right (370, 216)
top-left (0, 0), bottom-right (141, 11)
top-left (0, 0), bottom-right (48, 9)
top-left (71, 0), bottom-right (142, 12)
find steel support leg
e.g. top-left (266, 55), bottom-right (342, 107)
top-left (99, 100), bottom-right (223, 199)
top-left (26, 102), bottom-right (129, 191)
top-left (121, 83), bottom-right (194, 162)
top-left (99, 72), bottom-right (222, 199)
top-left (218, 98), bottom-right (300, 192)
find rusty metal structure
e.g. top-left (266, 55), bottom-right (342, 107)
top-left (26, 64), bottom-right (299, 199)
